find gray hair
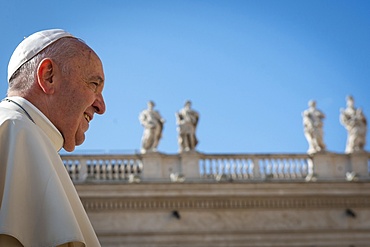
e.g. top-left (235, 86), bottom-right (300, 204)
top-left (8, 37), bottom-right (86, 95)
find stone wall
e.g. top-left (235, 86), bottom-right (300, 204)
top-left (76, 182), bottom-right (370, 247)
top-left (63, 152), bottom-right (370, 246)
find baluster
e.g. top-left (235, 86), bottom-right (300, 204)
top-left (206, 159), bottom-right (212, 178)
top-left (137, 159), bottom-right (142, 175)
top-left (129, 159), bottom-right (135, 175)
top-left (268, 159), bottom-right (274, 178)
top-left (97, 160), bottom-right (102, 180)
top-left (277, 159), bottom-right (284, 178)
top-left (99, 160), bottom-right (105, 180)
top-left (202, 159), bottom-right (207, 178)
top-left (225, 158), bottom-right (230, 176)
top-left (207, 159), bottom-right (211, 178)
top-left (73, 160), bottom-right (79, 180)
top-left (137, 159), bottom-right (143, 175)
top-left (218, 159), bottom-right (224, 177)
top-left (281, 159), bottom-right (288, 178)
top-left (272, 159), bottom-right (278, 178)
top-left (258, 159), bottom-right (264, 178)
top-left (118, 160), bottom-right (124, 179)
top-left (230, 159), bottom-right (236, 179)
top-left (301, 158), bottom-right (308, 177)
top-left (211, 159), bottom-right (217, 178)
top-left (283, 158), bottom-right (289, 178)
top-left (264, 159), bottom-right (271, 178)
top-left (86, 160), bottom-right (91, 179)
top-left (107, 159), bottom-right (112, 179)
top-left (123, 159), bottom-right (129, 179)
top-left (93, 160), bottom-right (99, 180)
top-left (295, 159), bottom-right (302, 178)
top-left (112, 159), bottom-right (118, 180)
top-left (236, 159), bottom-right (241, 179)
top-left (290, 159), bottom-right (296, 179)
top-left (296, 158), bottom-right (302, 178)
top-left (69, 160), bottom-right (74, 179)
top-left (238, 159), bottom-right (243, 179)
top-left (252, 157), bottom-right (261, 179)
top-left (245, 159), bottom-right (252, 179)
top-left (236, 159), bottom-right (242, 179)
top-left (78, 158), bottom-right (87, 182)
top-left (198, 159), bottom-right (204, 177)
top-left (239, 159), bottom-right (246, 179)
top-left (133, 159), bottom-right (138, 175)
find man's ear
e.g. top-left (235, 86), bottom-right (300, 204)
top-left (37, 58), bottom-right (57, 94)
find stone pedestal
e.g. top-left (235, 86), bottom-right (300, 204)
top-left (141, 152), bottom-right (183, 181)
top-left (180, 151), bottom-right (201, 180)
top-left (141, 152), bottom-right (165, 181)
top-left (311, 152), bottom-right (350, 180)
top-left (349, 152), bottom-right (369, 179)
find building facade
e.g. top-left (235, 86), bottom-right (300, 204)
top-left (62, 151), bottom-right (370, 247)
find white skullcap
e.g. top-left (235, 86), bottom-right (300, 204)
top-left (8, 29), bottom-right (74, 82)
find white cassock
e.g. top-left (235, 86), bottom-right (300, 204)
top-left (0, 97), bottom-right (100, 247)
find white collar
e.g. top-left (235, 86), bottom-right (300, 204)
top-left (4, 96), bottom-right (64, 151)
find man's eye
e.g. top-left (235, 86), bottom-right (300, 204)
top-left (88, 82), bottom-right (99, 92)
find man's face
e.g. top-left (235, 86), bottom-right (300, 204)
top-left (53, 45), bottom-right (105, 151)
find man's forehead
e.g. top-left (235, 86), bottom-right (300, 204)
top-left (80, 53), bottom-right (105, 82)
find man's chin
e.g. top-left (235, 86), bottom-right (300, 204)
top-left (63, 143), bottom-right (76, 152)
top-left (75, 135), bottom-right (86, 148)
top-left (63, 138), bottom-right (84, 152)
top-left (63, 146), bottom-right (75, 152)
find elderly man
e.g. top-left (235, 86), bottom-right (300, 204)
top-left (0, 29), bottom-right (105, 246)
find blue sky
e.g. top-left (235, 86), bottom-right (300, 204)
top-left (1, 0), bottom-right (369, 154)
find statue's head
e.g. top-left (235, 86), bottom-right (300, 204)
top-left (308, 100), bottom-right (316, 108)
top-left (148, 100), bottom-right (155, 109)
top-left (184, 100), bottom-right (192, 108)
top-left (346, 95), bottom-right (354, 107)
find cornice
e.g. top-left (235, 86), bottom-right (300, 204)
top-left (82, 195), bottom-right (370, 211)
top-left (76, 182), bottom-right (370, 197)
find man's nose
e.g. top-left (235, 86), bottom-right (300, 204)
top-left (93, 93), bottom-right (106, 114)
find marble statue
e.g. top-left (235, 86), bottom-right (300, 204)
top-left (176, 100), bottom-right (199, 152)
top-left (139, 101), bottom-right (165, 153)
top-left (340, 96), bottom-right (367, 153)
top-left (302, 100), bottom-right (326, 154)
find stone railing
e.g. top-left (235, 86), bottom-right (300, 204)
top-left (61, 152), bottom-right (370, 183)
top-left (62, 154), bottom-right (143, 182)
top-left (198, 153), bottom-right (310, 181)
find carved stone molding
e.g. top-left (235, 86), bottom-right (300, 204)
top-left (82, 196), bottom-right (370, 211)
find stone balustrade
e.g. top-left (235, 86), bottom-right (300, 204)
top-left (61, 151), bottom-right (370, 183)
top-left (198, 153), bottom-right (309, 180)
top-left (62, 154), bottom-right (143, 182)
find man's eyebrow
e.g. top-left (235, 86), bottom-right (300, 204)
top-left (89, 75), bottom-right (104, 84)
